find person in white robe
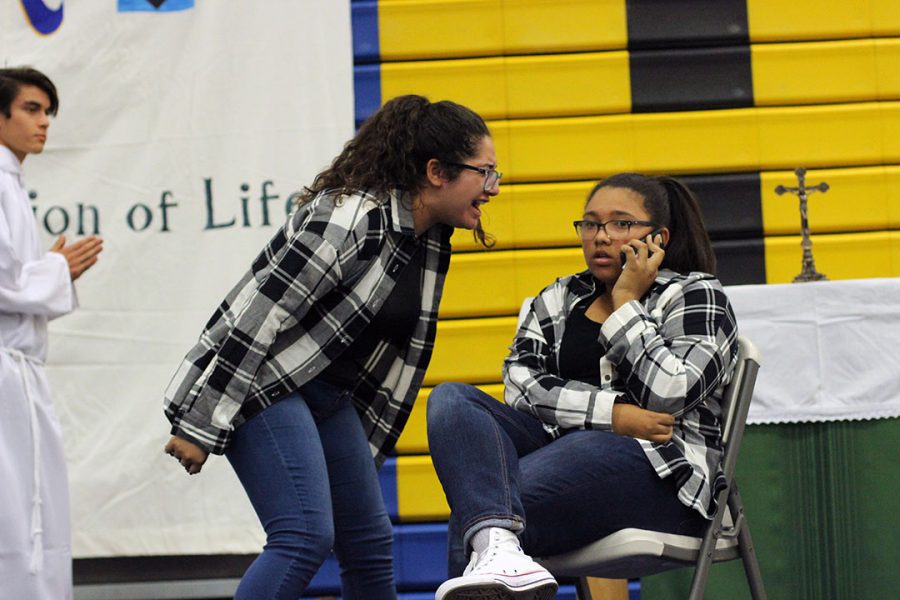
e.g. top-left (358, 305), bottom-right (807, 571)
top-left (0, 67), bottom-right (103, 600)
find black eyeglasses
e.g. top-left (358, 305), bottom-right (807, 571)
top-left (447, 162), bottom-right (502, 192)
top-left (573, 219), bottom-right (656, 240)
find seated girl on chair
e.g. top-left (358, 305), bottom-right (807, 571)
top-left (428, 173), bottom-right (739, 600)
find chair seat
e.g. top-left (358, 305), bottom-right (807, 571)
top-left (537, 527), bottom-right (740, 580)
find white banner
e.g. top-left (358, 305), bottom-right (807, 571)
top-left (2, 0), bottom-right (354, 557)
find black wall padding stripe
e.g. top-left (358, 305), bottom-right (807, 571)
top-left (681, 173), bottom-right (762, 241)
top-left (712, 239), bottom-right (766, 285)
top-left (626, 0), bottom-right (749, 49)
top-left (630, 46), bottom-right (753, 112)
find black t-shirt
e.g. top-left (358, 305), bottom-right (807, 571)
top-left (318, 245), bottom-right (423, 390)
top-left (557, 294), bottom-right (605, 387)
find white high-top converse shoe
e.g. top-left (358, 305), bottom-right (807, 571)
top-left (435, 528), bottom-right (558, 600)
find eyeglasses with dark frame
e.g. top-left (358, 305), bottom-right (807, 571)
top-left (573, 219), bottom-right (656, 240)
top-left (447, 162), bottom-right (502, 192)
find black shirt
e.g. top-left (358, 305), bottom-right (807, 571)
top-left (557, 294), bottom-right (605, 387)
top-left (318, 244), bottom-right (423, 390)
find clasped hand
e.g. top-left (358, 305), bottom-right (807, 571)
top-left (49, 235), bottom-right (103, 281)
top-left (164, 436), bottom-right (209, 475)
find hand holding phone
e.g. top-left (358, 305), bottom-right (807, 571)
top-left (612, 228), bottom-right (667, 309)
top-left (620, 228), bottom-right (666, 266)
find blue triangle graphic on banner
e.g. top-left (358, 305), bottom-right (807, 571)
top-left (118, 0), bottom-right (194, 12)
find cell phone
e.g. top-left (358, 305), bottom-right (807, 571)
top-left (620, 228), bottom-right (666, 266)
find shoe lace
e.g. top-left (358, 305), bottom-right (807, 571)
top-left (471, 536), bottom-right (529, 575)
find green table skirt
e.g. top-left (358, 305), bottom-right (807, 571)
top-left (641, 418), bottom-right (899, 600)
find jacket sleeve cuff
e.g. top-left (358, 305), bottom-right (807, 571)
top-left (585, 390), bottom-right (616, 430)
top-left (169, 418), bottom-right (230, 455)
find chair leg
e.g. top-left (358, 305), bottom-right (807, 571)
top-left (686, 486), bottom-right (731, 600)
top-left (729, 484), bottom-right (768, 600)
top-left (575, 577), bottom-right (594, 600)
top-left (686, 534), bottom-right (716, 600)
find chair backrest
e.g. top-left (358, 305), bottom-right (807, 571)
top-left (718, 336), bottom-right (761, 484)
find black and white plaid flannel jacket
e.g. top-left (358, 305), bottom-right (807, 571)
top-left (504, 269), bottom-right (738, 517)
top-left (164, 188), bottom-right (452, 464)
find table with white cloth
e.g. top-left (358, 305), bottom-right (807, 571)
top-left (643, 277), bottom-right (900, 600)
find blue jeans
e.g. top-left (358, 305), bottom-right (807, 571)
top-left (226, 380), bottom-right (395, 599)
top-left (426, 382), bottom-right (705, 577)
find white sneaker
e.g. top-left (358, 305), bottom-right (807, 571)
top-left (435, 528), bottom-right (558, 600)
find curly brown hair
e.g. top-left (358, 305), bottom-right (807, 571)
top-left (300, 95), bottom-right (494, 247)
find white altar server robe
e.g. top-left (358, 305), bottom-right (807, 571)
top-left (0, 144), bottom-right (76, 600)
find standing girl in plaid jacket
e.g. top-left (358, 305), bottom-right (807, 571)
top-left (162, 95), bottom-right (501, 600)
top-left (429, 173), bottom-right (738, 600)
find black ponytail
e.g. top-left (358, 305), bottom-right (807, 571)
top-left (656, 176), bottom-right (716, 274)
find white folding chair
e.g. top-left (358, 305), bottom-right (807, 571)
top-left (537, 336), bottom-right (767, 600)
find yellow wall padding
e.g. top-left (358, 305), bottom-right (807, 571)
top-left (494, 102), bottom-right (900, 183)
top-left (380, 52), bottom-right (631, 121)
top-left (761, 166), bottom-right (900, 235)
top-left (461, 165), bottom-right (900, 252)
top-left (752, 39), bottom-right (900, 106)
top-left (505, 53), bottom-right (630, 118)
top-left (502, 0), bottom-right (628, 54)
top-left (500, 182), bottom-right (595, 248)
top-left (872, 0), bottom-right (900, 36)
top-left (380, 39), bottom-right (900, 122)
top-left (454, 181), bottom-right (595, 252)
top-left (381, 57), bottom-right (509, 120)
top-left (378, 0), bottom-right (504, 61)
top-left (396, 384), bottom-right (504, 454)
top-left (445, 221), bottom-right (900, 316)
top-left (764, 231), bottom-right (900, 283)
top-left (376, 1), bottom-right (900, 60)
top-left (424, 316), bottom-right (517, 385)
top-left (396, 455), bottom-right (451, 520)
top-left (893, 231), bottom-right (900, 278)
top-left (756, 104), bottom-right (890, 168)
top-left (876, 39), bottom-right (900, 98)
top-left (747, 0), bottom-right (900, 42)
top-left (377, 0), bottom-right (628, 61)
top-left (439, 248), bottom-right (585, 318)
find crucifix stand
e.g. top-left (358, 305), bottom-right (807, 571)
top-left (775, 167), bottom-right (829, 283)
